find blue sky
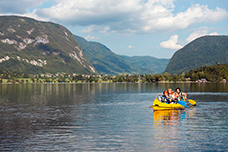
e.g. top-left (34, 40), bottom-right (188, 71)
top-left (1, 0), bottom-right (228, 58)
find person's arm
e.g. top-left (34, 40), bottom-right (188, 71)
top-left (174, 92), bottom-right (178, 99)
top-left (158, 94), bottom-right (161, 101)
top-left (182, 92), bottom-right (187, 99)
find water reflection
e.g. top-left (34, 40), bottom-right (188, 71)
top-left (152, 110), bottom-right (187, 151)
top-left (153, 110), bottom-right (186, 126)
top-left (0, 83), bottom-right (228, 151)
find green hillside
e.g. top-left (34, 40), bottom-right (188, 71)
top-left (0, 16), bottom-right (97, 74)
top-left (165, 36), bottom-right (228, 74)
top-left (75, 35), bottom-right (134, 75)
top-left (75, 35), bottom-right (169, 74)
top-left (185, 63), bottom-right (228, 82)
top-left (119, 55), bottom-right (169, 74)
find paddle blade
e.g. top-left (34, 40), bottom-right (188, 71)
top-left (188, 99), bottom-right (196, 105)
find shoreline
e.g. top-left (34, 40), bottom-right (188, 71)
top-left (0, 81), bottom-right (226, 85)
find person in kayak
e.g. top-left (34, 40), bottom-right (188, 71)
top-left (158, 90), bottom-right (169, 103)
top-left (175, 87), bottom-right (187, 101)
top-left (168, 88), bottom-right (176, 104)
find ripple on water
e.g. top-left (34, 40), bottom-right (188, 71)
top-left (0, 83), bottom-right (228, 151)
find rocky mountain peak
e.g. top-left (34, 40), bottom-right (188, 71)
top-left (0, 16), bottom-right (97, 74)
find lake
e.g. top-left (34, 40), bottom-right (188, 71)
top-left (0, 83), bottom-right (227, 151)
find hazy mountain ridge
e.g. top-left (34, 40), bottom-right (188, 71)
top-left (75, 35), bottom-right (169, 75)
top-left (75, 35), bottom-right (134, 75)
top-left (119, 55), bottom-right (169, 74)
top-left (0, 16), bottom-right (97, 74)
top-left (165, 36), bottom-right (228, 74)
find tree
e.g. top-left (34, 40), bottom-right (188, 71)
top-left (172, 75), bottom-right (180, 82)
top-left (132, 74), bottom-right (139, 82)
top-left (164, 72), bottom-right (169, 81)
top-left (52, 77), bottom-right (55, 82)
top-left (11, 77), bottom-right (16, 83)
top-left (58, 76), bottom-right (65, 83)
top-left (31, 77), bottom-right (35, 83)
top-left (155, 74), bottom-right (163, 81)
top-left (23, 73), bottom-right (29, 78)
top-left (45, 78), bottom-right (51, 83)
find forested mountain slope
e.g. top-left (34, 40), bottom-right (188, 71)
top-left (75, 35), bottom-right (133, 75)
top-left (75, 35), bottom-right (169, 74)
top-left (119, 55), bottom-right (169, 74)
top-left (0, 16), bottom-right (97, 74)
top-left (165, 36), bottom-right (228, 74)
top-left (185, 63), bottom-right (228, 82)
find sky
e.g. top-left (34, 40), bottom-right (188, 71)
top-left (0, 0), bottom-right (228, 59)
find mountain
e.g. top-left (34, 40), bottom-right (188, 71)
top-left (119, 55), bottom-right (169, 74)
top-left (75, 35), bottom-right (133, 75)
top-left (75, 35), bottom-right (169, 75)
top-left (0, 16), bottom-right (97, 74)
top-left (165, 36), bottom-right (228, 74)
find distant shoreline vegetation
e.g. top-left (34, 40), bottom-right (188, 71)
top-left (1, 63), bottom-right (228, 84)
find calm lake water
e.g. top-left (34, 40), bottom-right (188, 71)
top-left (0, 83), bottom-right (227, 151)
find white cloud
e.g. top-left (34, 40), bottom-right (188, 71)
top-left (0, 10), bottom-right (49, 23)
top-left (209, 32), bottom-right (219, 35)
top-left (160, 35), bottom-right (182, 50)
top-left (186, 27), bottom-right (219, 42)
top-left (79, 25), bottom-right (111, 33)
top-left (128, 45), bottom-right (134, 49)
top-left (85, 34), bottom-right (100, 40)
top-left (1, 0), bottom-right (227, 34)
top-left (161, 28), bottom-right (220, 50)
top-left (186, 27), bottom-right (208, 42)
top-left (170, 4), bottom-right (228, 30)
top-left (33, 0), bottom-right (228, 34)
top-left (20, 10), bottom-right (49, 22)
top-left (0, 0), bottom-right (47, 14)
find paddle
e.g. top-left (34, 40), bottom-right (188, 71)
top-left (183, 91), bottom-right (197, 105)
top-left (187, 99), bottom-right (196, 105)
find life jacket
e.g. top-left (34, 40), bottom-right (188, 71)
top-left (161, 95), bottom-right (168, 103)
top-left (168, 94), bottom-right (175, 100)
top-left (177, 92), bottom-right (183, 101)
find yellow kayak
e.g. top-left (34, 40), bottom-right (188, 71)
top-left (150, 98), bottom-right (185, 111)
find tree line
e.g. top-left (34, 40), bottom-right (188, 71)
top-left (0, 63), bottom-right (227, 83)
